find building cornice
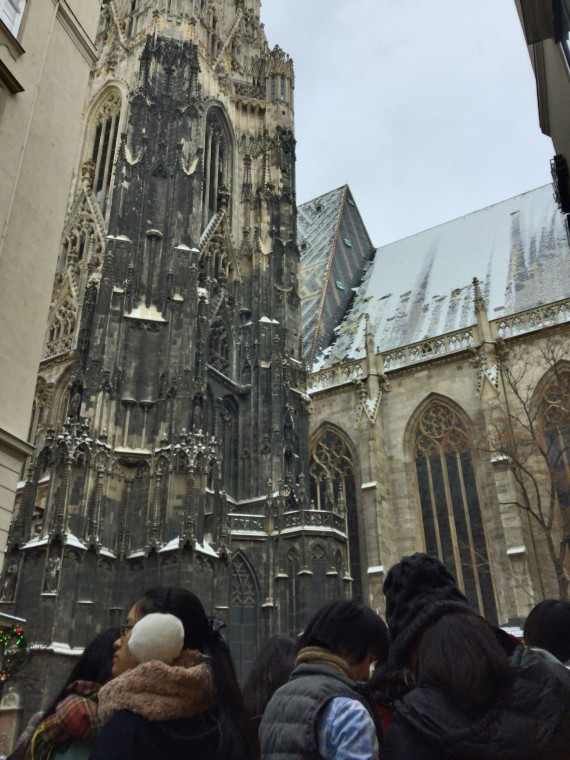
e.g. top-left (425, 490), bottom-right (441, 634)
top-left (0, 427), bottom-right (34, 461)
top-left (309, 298), bottom-right (570, 396)
top-left (54, 0), bottom-right (97, 66)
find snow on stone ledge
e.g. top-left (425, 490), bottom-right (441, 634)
top-left (124, 305), bottom-right (166, 322)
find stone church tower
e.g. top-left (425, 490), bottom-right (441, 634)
top-left (2, 0), bottom-right (351, 701)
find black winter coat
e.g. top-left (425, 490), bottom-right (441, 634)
top-left (382, 647), bottom-right (570, 760)
top-left (89, 709), bottom-right (221, 760)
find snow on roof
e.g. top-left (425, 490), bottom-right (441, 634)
top-left (66, 533), bottom-right (86, 550)
top-left (318, 185), bottom-right (570, 367)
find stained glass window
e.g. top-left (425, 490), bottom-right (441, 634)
top-left (414, 402), bottom-right (497, 622)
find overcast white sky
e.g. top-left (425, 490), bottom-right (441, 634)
top-left (260, 0), bottom-right (555, 246)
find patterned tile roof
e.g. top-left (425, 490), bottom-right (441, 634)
top-left (299, 185), bottom-right (375, 365)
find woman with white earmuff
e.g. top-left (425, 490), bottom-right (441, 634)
top-left (89, 586), bottom-right (259, 760)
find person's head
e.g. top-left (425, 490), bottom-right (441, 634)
top-left (383, 552), bottom-right (471, 670)
top-left (416, 611), bottom-right (512, 714)
top-left (298, 600), bottom-right (389, 681)
top-left (44, 627), bottom-right (119, 719)
top-left (524, 599), bottom-right (570, 663)
top-left (112, 587), bottom-right (213, 677)
top-left (242, 635), bottom-right (297, 720)
top-left (68, 627), bottom-right (119, 685)
top-left (115, 587), bottom-right (259, 760)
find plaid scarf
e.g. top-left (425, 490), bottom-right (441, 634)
top-left (27, 680), bottom-right (101, 760)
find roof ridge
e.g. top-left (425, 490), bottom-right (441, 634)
top-left (377, 184), bottom-right (553, 248)
top-left (298, 184), bottom-right (348, 210)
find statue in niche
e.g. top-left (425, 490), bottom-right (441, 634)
top-left (192, 396), bottom-right (203, 431)
top-left (1, 561), bottom-right (18, 601)
top-left (68, 380), bottom-right (83, 420)
top-left (207, 461), bottom-right (216, 491)
top-left (44, 551), bottom-right (61, 594)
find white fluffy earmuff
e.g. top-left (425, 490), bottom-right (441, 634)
top-left (127, 612), bottom-right (185, 664)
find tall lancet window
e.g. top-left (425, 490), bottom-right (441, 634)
top-left (91, 91), bottom-right (122, 216)
top-left (309, 429), bottom-right (362, 601)
top-left (413, 401), bottom-right (497, 622)
top-left (202, 109), bottom-right (232, 229)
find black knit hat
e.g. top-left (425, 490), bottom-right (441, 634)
top-left (383, 553), bottom-right (472, 669)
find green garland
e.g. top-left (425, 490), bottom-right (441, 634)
top-left (0, 624), bottom-right (28, 682)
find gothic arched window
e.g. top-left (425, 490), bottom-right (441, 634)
top-left (91, 91), bottom-right (121, 216)
top-left (309, 429), bottom-right (362, 601)
top-left (208, 317), bottom-right (230, 375)
top-left (63, 215), bottom-right (101, 268)
top-left (202, 109), bottom-right (232, 229)
top-left (542, 368), bottom-right (570, 513)
top-left (229, 554), bottom-right (258, 679)
top-left (414, 401), bottom-right (497, 622)
top-left (311, 543), bottom-right (327, 612)
top-left (45, 299), bottom-right (76, 358)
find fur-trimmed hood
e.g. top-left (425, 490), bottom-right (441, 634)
top-left (98, 649), bottom-right (215, 724)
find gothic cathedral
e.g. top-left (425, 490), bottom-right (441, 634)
top-left (2, 0), bottom-right (352, 700)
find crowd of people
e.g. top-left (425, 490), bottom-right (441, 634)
top-left (9, 553), bottom-right (570, 759)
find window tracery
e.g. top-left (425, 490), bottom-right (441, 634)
top-left (309, 429), bottom-right (362, 601)
top-left (208, 317), bottom-right (230, 374)
top-left (91, 91), bottom-right (122, 216)
top-left (209, 239), bottom-right (229, 282)
top-left (310, 431), bottom-right (353, 511)
top-left (229, 554), bottom-right (257, 679)
top-left (202, 109), bottom-right (232, 229)
top-left (311, 544), bottom-right (326, 562)
top-left (413, 401), bottom-right (497, 622)
top-left (62, 214), bottom-right (103, 270)
top-left (45, 299), bottom-right (77, 358)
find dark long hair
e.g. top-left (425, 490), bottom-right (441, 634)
top-left (8, 628), bottom-right (118, 760)
top-left (137, 587), bottom-right (259, 760)
top-left (298, 600), bottom-right (389, 665)
top-left (417, 612), bottom-right (512, 714)
top-left (242, 635), bottom-right (296, 721)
